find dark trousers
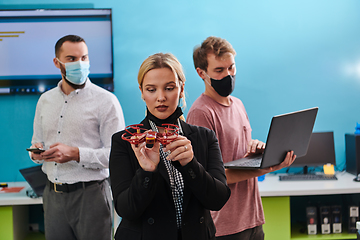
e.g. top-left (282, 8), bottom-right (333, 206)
top-left (216, 225), bottom-right (264, 240)
top-left (43, 179), bottom-right (112, 240)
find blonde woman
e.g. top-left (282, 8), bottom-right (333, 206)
top-left (109, 53), bottom-right (230, 240)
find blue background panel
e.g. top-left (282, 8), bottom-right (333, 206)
top-left (0, 0), bottom-right (359, 181)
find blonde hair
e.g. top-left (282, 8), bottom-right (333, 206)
top-left (138, 53), bottom-right (187, 111)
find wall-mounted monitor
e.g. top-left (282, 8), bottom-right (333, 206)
top-left (0, 8), bottom-right (114, 94)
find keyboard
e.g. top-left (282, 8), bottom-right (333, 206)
top-left (238, 159), bottom-right (261, 167)
top-left (279, 174), bottom-right (338, 181)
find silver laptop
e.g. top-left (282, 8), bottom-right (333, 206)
top-left (224, 107), bottom-right (318, 169)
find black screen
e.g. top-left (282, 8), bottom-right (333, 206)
top-left (19, 165), bottom-right (47, 197)
top-left (291, 132), bottom-right (336, 167)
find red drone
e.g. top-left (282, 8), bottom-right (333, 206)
top-left (121, 124), bottom-right (179, 147)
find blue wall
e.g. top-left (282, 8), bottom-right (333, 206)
top-left (1, 0), bottom-right (360, 182)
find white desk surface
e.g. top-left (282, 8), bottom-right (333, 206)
top-left (2, 172), bottom-right (360, 205)
top-left (0, 182), bottom-right (42, 206)
top-left (0, 182), bottom-right (122, 228)
top-left (258, 171), bottom-right (360, 197)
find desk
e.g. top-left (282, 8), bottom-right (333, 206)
top-left (0, 182), bottom-right (121, 240)
top-left (258, 172), bottom-right (360, 240)
top-left (4, 174), bottom-right (359, 240)
top-left (0, 182), bottom-right (42, 240)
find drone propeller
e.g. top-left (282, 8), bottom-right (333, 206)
top-left (121, 123), bottom-right (180, 147)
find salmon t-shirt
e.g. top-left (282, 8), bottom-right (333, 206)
top-left (187, 93), bottom-right (265, 237)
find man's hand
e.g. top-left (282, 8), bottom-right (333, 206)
top-left (244, 139), bottom-right (265, 157)
top-left (265, 151), bottom-right (296, 172)
top-left (30, 142), bottom-right (44, 160)
top-left (41, 143), bottom-right (80, 163)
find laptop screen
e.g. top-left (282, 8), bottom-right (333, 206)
top-left (19, 165), bottom-right (47, 197)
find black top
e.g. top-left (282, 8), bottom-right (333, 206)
top-left (109, 117), bottom-right (230, 240)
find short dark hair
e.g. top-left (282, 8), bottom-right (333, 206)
top-left (193, 36), bottom-right (236, 71)
top-left (55, 35), bottom-right (86, 58)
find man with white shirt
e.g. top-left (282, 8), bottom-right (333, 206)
top-left (30, 35), bottom-right (125, 240)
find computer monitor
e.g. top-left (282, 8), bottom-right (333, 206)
top-left (0, 8), bottom-right (114, 94)
top-left (291, 132), bottom-right (336, 173)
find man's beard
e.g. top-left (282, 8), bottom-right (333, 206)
top-left (63, 76), bottom-right (86, 89)
top-left (60, 64), bottom-right (86, 89)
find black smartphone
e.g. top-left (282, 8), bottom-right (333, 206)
top-left (26, 148), bottom-right (45, 154)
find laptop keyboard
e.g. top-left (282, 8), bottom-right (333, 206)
top-left (279, 174), bottom-right (338, 181)
top-left (239, 158), bottom-right (262, 167)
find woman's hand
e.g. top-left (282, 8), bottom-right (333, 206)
top-left (163, 135), bottom-right (193, 166)
top-left (131, 140), bottom-right (161, 172)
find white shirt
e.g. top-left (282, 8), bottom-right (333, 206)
top-left (31, 80), bottom-right (125, 184)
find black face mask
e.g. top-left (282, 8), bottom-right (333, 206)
top-left (210, 74), bottom-right (236, 97)
top-left (146, 107), bottom-right (183, 126)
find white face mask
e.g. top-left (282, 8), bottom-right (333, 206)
top-left (57, 59), bottom-right (90, 85)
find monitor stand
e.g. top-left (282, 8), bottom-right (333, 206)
top-left (303, 166), bottom-right (308, 174)
top-left (353, 173), bottom-right (360, 182)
